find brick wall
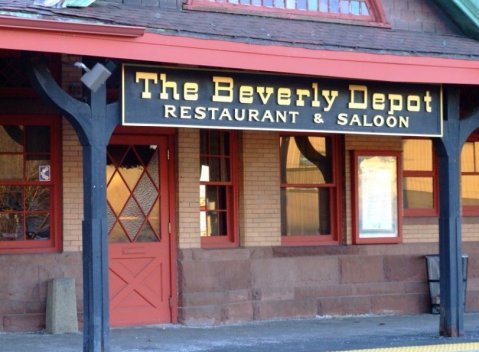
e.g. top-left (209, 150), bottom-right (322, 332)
top-left (177, 128), bottom-right (201, 249)
top-left (62, 119), bottom-right (84, 252)
top-left (241, 131), bottom-right (281, 247)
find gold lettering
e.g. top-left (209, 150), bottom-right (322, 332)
top-left (348, 85), bottom-right (368, 109)
top-left (184, 82), bottom-right (199, 101)
top-left (239, 86), bottom-right (254, 104)
top-left (424, 91), bottom-right (432, 112)
top-left (311, 83), bottom-right (320, 108)
top-left (159, 73), bottom-right (180, 100)
top-left (372, 93), bottom-right (385, 110)
top-left (257, 87), bottom-right (274, 104)
top-left (388, 94), bottom-right (403, 115)
top-left (277, 88), bottom-right (291, 106)
top-left (295, 89), bottom-right (310, 107)
top-left (406, 95), bottom-right (420, 112)
top-left (212, 76), bottom-right (234, 103)
top-left (322, 90), bottom-right (338, 112)
top-left (135, 72), bottom-right (158, 99)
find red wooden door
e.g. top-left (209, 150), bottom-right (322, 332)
top-left (107, 136), bottom-right (171, 327)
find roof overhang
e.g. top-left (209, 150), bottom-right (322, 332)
top-left (436, 0), bottom-right (479, 41)
top-left (1, 16), bottom-right (479, 85)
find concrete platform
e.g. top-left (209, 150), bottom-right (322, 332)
top-left (1, 313), bottom-right (479, 352)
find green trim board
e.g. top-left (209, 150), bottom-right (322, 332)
top-left (436, 0), bottom-right (479, 40)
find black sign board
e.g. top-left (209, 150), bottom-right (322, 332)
top-left (122, 64), bottom-right (442, 136)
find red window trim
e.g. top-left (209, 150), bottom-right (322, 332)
top-left (351, 150), bottom-right (402, 245)
top-left (200, 130), bottom-right (239, 249)
top-left (402, 138), bottom-right (439, 217)
top-left (280, 133), bottom-right (342, 246)
top-left (184, 0), bottom-right (389, 28)
top-left (0, 115), bottom-right (62, 254)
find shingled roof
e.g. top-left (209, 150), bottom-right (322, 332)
top-left (2, 0), bottom-right (479, 61)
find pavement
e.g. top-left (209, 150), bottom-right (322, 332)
top-left (2, 313), bottom-right (479, 352)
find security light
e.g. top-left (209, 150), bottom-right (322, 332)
top-left (74, 61), bottom-right (112, 92)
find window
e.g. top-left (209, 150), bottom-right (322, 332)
top-left (280, 134), bottom-right (340, 245)
top-left (185, 0), bottom-right (388, 25)
top-left (461, 136), bottom-right (479, 215)
top-left (402, 138), bottom-right (438, 216)
top-left (0, 116), bottom-right (61, 253)
top-left (200, 130), bottom-right (239, 247)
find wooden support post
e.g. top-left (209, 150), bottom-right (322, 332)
top-left (25, 56), bottom-right (119, 351)
top-left (435, 85), bottom-right (464, 337)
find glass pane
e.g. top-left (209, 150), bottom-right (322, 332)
top-left (26, 156), bottom-right (51, 181)
top-left (26, 126), bottom-right (50, 153)
top-left (106, 164), bottom-right (115, 184)
top-left (308, 0), bottom-right (317, 11)
top-left (147, 199), bottom-right (160, 235)
top-left (461, 142), bottom-right (479, 173)
top-left (109, 222), bottom-right (129, 243)
top-left (26, 213), bottom-right (50, 240)
top-left (210, 131), bottom-right (220, 154)
top-left (360, 1), bottom-right (369, 15)
top-left (136, 222), bottom-right (159, 242)
top-left (200, 130), bottom-right (209, 154)
top-left (286, 0), bottom-right (295, 8)
top-left (0, 125), bottom-right (23, 152)
top-left (206, 186), bottom-right (218, 210)
top-left (146, 149), bottom-right (159, 187)
top-left (339, 0), bottom-right (349, 13)
top-left (462, 175), bottom-right (479, 206)
top-left (204, 211), bottom-right (227, 236)
top-left (403, 139), bottom-right (433, 171)
top-left (319, 0), bottom-right (328, 12)
top-left (403, 177), bottom-right (433, 209)
top-left (134, 173), bottom-right (158, 215)
top-left (281, 136), bottom-right (332, 184)
top-left (351, 0), bottom-right (359, 14)
top-left (0, 154), bottom-right (23, 180)
top-left (107, 145), bottom-right (128, 166)
top-left (330, 0), bottom-right (339, 12)
top-left (107, 172), bottom-right (130, 215)
top-left (297, 0), bottom-right (307, 10)
top-left (135, 145), bottom-right (155, 167)
top-left (25, 186), bottom-right (50, 211)
top-left (120, 198), bottom-right (144, 240)
top-left (118, 149), bottom-right (143, 190)
top-left (200, 210), bottom-right (208, 237)
top-left (107, 205), bottom-right (115, 232)
top-left (281, 187), bottom-right (330, 236)
top-left (0, 213), bottom-right (23, 241)
top-left (209, 157), bottom-right (221, 181)
top-left (0, 186), bottom-right (23, 211)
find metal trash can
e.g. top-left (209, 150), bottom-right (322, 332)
top-left (425, 254), bottom-right (468, 314)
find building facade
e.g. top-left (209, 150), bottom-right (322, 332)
top-left (1, 0), bottom-right (479, 348)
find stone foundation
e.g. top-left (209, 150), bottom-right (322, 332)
top-left (178, 243), bottom-right (479, 325)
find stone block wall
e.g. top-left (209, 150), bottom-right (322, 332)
top-left (0, 253), bottom-right (83, 332)
top-left (178, 243), bottom-right (479, 325)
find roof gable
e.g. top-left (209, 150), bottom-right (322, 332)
top-left (436, 0), bottom-right (479, 40)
